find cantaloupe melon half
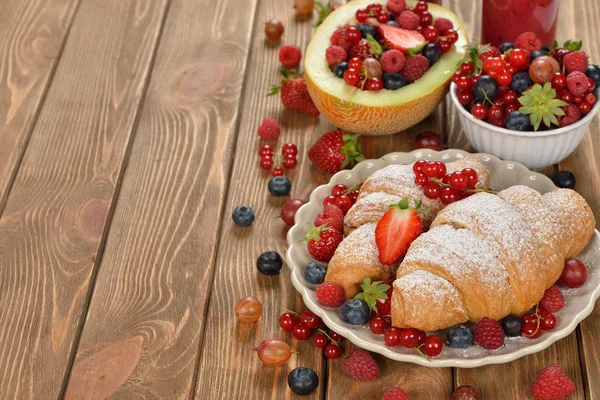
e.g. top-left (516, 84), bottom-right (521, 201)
top-left (305, 0), bottom-right (467, 136)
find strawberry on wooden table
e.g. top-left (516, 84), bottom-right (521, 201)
top-left (304, 224), bottom-right (343, 262)
top-left (308, 130), bottom-right (365, 174)
top-left (268, 68), bottom-right (320, 116)
top-left (375, 198), bottom-right (425, 265)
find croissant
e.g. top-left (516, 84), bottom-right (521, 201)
top-left (326, 156), bottom-right (490, 298)
top-left (392, 186), bottom-right (595, 332)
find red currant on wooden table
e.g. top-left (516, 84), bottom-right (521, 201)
top-left (370, 316), bottom-right (388, 334)
top-left (260, 156), bottom-right (274, 170)
top-left (384, 327), bottom-right (403, 347)
top-left (421, 335), bottom-right (443, 357)
top-left (329, 331), bottom-right (343, 341)
top-left (300, 310), bottom-right (322, 329)
top-left (272, 167), bottom-right (284, 177)
top-left (283, 154), bottom-right (297, 169)
top-left (282, 143), bottom-right (298, 156)
top-left (324, 343), bottom-right (342, 359)
top-left (313, 333), bottom-right (328, 348)
top-left (279, 312), bottom-right (298, 332)
top-left (292, 323), bottom-right (312, 340)
top-left (259, 144), bottom-right (273, 156)
top-left (264, 19), bottom-right (284, 40)
top-left (414, 131), bottom-right (442, 151)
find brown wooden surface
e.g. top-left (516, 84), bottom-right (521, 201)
top-left (0, 0), bottom-right (599, 399)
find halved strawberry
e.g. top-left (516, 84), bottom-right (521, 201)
top-left (378, 25), bottom-right (426, 54)
top-left (375, 198), bottom-right (424, 265)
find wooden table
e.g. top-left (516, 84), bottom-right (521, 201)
top-left (0, 0), bottom-right (598, 398)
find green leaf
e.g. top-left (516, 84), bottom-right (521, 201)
top-left (267, 84), bottom-right (281, 96)
top-left (551, 107), bottom-right (566, 116)
top-left (549, 114), bottom-right (559, 125)
top-left (313, 1), bottom-right (334, 27)
top-left (354, 278), bottom-right (390, 313)
top-left (519, 96), bottom-right (534, 106)
top-left (543, 114), bottom-right (551, 127)
top-left (366, 34), bottom-right (383, 58)
top-left (553, 39), bottom-right (559, 50)
top-left (520, 106), bottom-right (533, 114)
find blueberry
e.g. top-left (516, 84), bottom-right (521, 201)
top-left (446, 324), bottom-right (473, 349)
top-left (510, 71), bottom-right (533, 94)
top-left (422, 43), bottom-right (442, 65)
top-left (505, 111), bottom-right (532, 131)
top-left (382, 73), bottom-right (407, 90)
top-left (288, 367), bottom-right (319, 396)
top-left (501, 315), bottom-right (523, 337)
top-left (498, 42), bottom-right (514, 53)
top-left (386, 21), bottom-right (400, 27)
top-left (530, 50), bottom-right (544, 61)
top-left (303, 261), bottom-right (327, 284)
top-left (340, 299), bottom-right (370, 324)
top-left (357, 23), bottom-right (377, 39)
top-left (232, 205), bottom-right (255, 227)
top-left (474, 75), bottom-right (499, 103)
top-left (387, 11), bottom-right (395, 21)
top-left (552, 170), bottom-right (576, 189)
top-left (256, 251), bottom-right (283, 275)
top-left (334, 62), bottom-right (348, 78)
top-left (586, 64), bottom-right (600, 87)
top-left (542, 44), bottom-right (551, 53)
top-left (268, 176), bottom-right (291, 196)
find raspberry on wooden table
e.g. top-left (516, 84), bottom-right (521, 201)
top-left (382, 387), bottom-right (411, 400)
top-left (532, 364), bottom-right (575, 400)
top-left (474, 317), bottom-right (505, 350)
top-left (315, 282), bottom-right (345, 307)
top-left (540, 286), bottom-right (564, 313)
top-left (257, 117), bottom-right (280, 140)
top-left (279, 45), bottom-right (302, 69)
top-left (341, 349), bottom-right (379, 381)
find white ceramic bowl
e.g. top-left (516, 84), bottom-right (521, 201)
top-left (286, 149), bottom-right (600, 368)
top-left (449, 83), bottom-right (600, 170)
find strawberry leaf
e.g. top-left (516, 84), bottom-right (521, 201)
top-left (407, 42), bottom-right (427, 56)
top-left (354, 277), bottom-right (390, 312)
top-left (339, 134), bottom-right (364, 169)
top-left (313, 1), bottom-right (334, 27)
top-left (366, 34), bottom-right (383, 58)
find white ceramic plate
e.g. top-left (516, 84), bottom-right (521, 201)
top-left (286, 149), bottom-right (600, 368)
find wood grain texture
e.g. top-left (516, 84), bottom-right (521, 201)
top-left (0, 0), bottom-right (169, 398)
top-left (63, 0), bottom-right (259, 398)
top-left (0, 0), bottom-right (79, 212)
top-left (556, 1), bottom-right (600, 398)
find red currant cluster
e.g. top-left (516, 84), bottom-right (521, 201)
top-left (382, 326), bottom-right (443, 358)
top-left (259, 143), bottom-right (298, 176)
top-left (412, 160), bottom-right (479, 205)
top-left (355, 3), bottom-right (389, 24)
top-left (322, 182), bottom-right (362, 214)
top-left (521, 307), bottom-right (556, 339)
top-left (279, 309), bottom-right (345, 359)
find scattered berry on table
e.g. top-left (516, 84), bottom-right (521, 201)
top-left (382, 387), bottom-right (411, 400)
top-left (293, 0), bottom-right (315, 14)
top-left (340, 299), bottom-right (371, 324)
top-left (501, 314), bottom-right (523, 337)
top-left (268, 69), bottom-right (320, 116)
top-left (451, 385), bottom-right (481, 400)
top-left (446, 324), bottom-right (473, 349)
top-left (283, 154), bottom-right (298, 168)
top-left (268, 176), bottom-right (291, 196)
top-left (272, 166), bottom-right (284, 177)
top-left (474, 317), bottom-right (505, 350)
top-left (532, 364), bottom-right (575, 400)
top-left (280, 199), bottom-right (305, 225)
top-left (505, 111), bottom-right (532, 131)
top-left (375, 198), bottom-right (424, 265)
top-left (308, 130), bottom-right (364, 174)
top-left (559, 258), bottom-right (588, 288)
top-left (329, 331), bottom-right (343, 341)
top-left (259, 156), bottom-right (273, 170)
top-left (232, 206), bottom-right (255, 227)
top-left (515, 31), bottom-right (543, 51)
top-left (292, 323), bottom-right (312, 340)
top-left (566, 71), bottom-right (590, 96)
top-left (279, 312), bottom-right (298, 332)
top-left (300, 310), bottom-right (322, 329)
top-left (235, 296), bottom-right (262, 323)
top-left (256, 339), bottom-right (291, 367)
top-left (324, 343), bottom-right (342, 359)
top-left (259, 144), bottom-right (273, 156)
top-left (421, 335), bottom-right (443, 357)
top-left (256, 251), bottom-right (283, 275)
top-left (313, 333), bottom-right (328, 348)
top-left (288, 367), bottom-right (319, 396)
top-left (314, 204), bottom-right (344, 233)
top-left (305, 224), bottom-right (343, 262)
top-left (414, 131), bottom-right (442, 150)
top-left (540, 286), bottom-right (565, 313)
top-left (382, 72), bottom-right (407, 90)
top-left (370, 315), bottom-right (389, 334)
top-left (316, 282), bottom-right (345, 307)
top-left (422, 42), bottom-right (442, 65)
top-left (257, 117), bottom-right (280, 140)
top-left (552, 170), bottom-right (576, 189)
top-left (304, 261), bottom-right (328, 284)
top-left (279, 45), bottom-right (302, 69)
top-left (384, 327), bottom-right (403, 347)
top-left (341, 349), bottom-right (379, 381)
top-left (264, 19), bottom-right (284, 40)
top-left (563, 50), bottom-right (588, 73)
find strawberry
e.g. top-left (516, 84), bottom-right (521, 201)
top-left (308, 130), bottom-right (364, 174)
top-left (314, 204), bottom-right (344, 233)
top-left (268, 68), bottom-right (320, 116)
top-left (375, 198), bottom-right (424, 265)
top-left (304, 224), bottom-right (343, 262)
top-left (375, 279), bottom-right (394, 316)
top-left (378, 24), bottom-right (426, 54)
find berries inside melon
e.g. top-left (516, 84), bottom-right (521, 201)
top-left (304, 0), bottom-right (467, 135)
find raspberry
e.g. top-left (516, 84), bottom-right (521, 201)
top-left (433, 18), bottom-right (453, 35)
top-left (567, 71), bottom-right (590, 96)
top-left (350, 39), bottom-right (373, 60)
top-left (515, 31), bottom-right (543, 51)
top-left (380, 49), bottom-right (406, 73)
top-left (478, 44), bottom-right (501, 60)
top-left (532, 364), bottom-right (575, 400)
top-left (474, 317), bottom-right (505, 350)
top-left (331, 28), bottom-right (353, 52)
top-left (315, 282), bottom-right (345, 307)
top-left (559, 104), bottom-right (581, 127)
top-left (564, 51), bottom-right (588, 73)
top-left (341, 349), bottom-right (379, 381)
top-left (397, 10), bottom-right (420, 30)
top-left (326, 45), bottom-right (348, 67)
top-left (279, 45), bottom-right (302, 69)
top-left (386, 0), bottom-right (406, 15)
top-left (330, 28), bottom-right (344, 45)
top-left (314, 205), bottom-right (344, 233)
top-left (257, 117), bottom-right (280, 140)
top-left (402, 54), bottom-right (430, 82)
top-left (382, 387), bottom-right (411, 400)
top-left (540, 286), bottom-right (565, 313)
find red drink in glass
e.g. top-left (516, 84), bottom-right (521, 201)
top-left (481, 0), bottom-right (559, 47)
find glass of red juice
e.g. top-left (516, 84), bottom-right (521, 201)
top-left (481, 0), bottom-right (559, 48)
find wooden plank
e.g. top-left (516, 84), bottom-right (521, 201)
top-left (444, 1), bottom-right (588, 398)
top-left (63, 0), bottom-right (259, 398)
top-left (0, 0), bottom-right (79, 212)
top-left (0, 0), bottom-right (169, 398)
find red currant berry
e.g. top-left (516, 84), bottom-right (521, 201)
top-left (521, 313), bottom-right (538, 325)
top-left (436, 162), bottom-right (447, 179)
top-left (415, 173), bottom-right (429, 187)
top-left (272, 167), bottom-right (284, 177)
top-left (522, 321), bottom-right (542, 339)
top-left (349, 191), bottom-right (359, 204)
top-left (259, 144), bottom-right (274, 156)
top-left (282, 143), bottom-right (298, 156)
top-left (260, 156), bottom-right (274, 170)
top-left (370, 316), bottom-right (388, 334)
top-left (323, 195), bottom-right (337, 208)
top-left (412, 159), bottom-right (427, 174)
top-left (377, 10), bottom-right (389, 23)
top-left (331, 184), bottom-right (347, 197)
top-left (488, 105), bottom-right (504, 120)
top-left (300, 310), bottom-right (322, 329)
top-left (422, 161), bottom-right (440, 177)
top-left (588, 77), bottom-right (596, 92)
top-left (505, 65), bottom-right (517, 75)
top-left (400, 328), bottom-right (425, 348)
top-left (580, 101), bottom-right (591, 114)
top-left (283, 154), bottom-right (297, 168)
top-left (585, 93), bottom-right (596, 104)
top-left (574, 95), bottom-right (583, 104)
top-left (445, 29), bottom-right (458, 44)
top-left (440, 187), bottom-right (460, 204)
top-left (384, 327), bottom-right (402, 347)
top-left (415, 1), bottom-right (428, 13)
top-left (457, 90), bottom-right (474, 105)
top-left (414, 131), bottom-right (442, 151)
top-left (471, 73), bottom-right (481, 86)
top-left (497, 72), bottom-right (512, 86)
top-left (449, 171), bottom-right (468, 190)
top-left (313, 333), bottom-right (328, 348)
top-left (452, 71), bottom-right (463, 84)
top-left (366, 77), bottom-right (383, 91)
top-left (471, 103), bottom-right (488, 119)
top-left (335, 195), bottom-right (352, 213)
top-left (424, 181), bottom-right (441, 199)
top-left (329, 331), bottom-right (343, 341)
top-left (422, 335), bottom-right (443, 357)
top-left (356, 8), bottom-right (368, 22)
top-left (423, 26), bottom-right (439, 42)
top-left (419, 11), bottom-right (432, 26)
top-left (460, 61), bottom-right (474, 76)
top-left (279, 313), bottom-right (298, 332)
top-left (462, 168), bottom-right (478, 188)
top-left (292, 323), bottom-right (311, 340)
top-left (558, 89), bottom-right (573, 103)
top-left (503, 90), bottom-right (518, 105)
top-left (344, 68), bottom-right (360, 86)
top-left (552, 72), bottom-right (567, 90)
top-left (348, 57), bottom-right (362, 70)
top-left (457, 76), bottom-right (471, 90)
top-left (505, 104), bottom-right (518, 114)
top-left (347, 26), bottom-right (361, 43)
top-left (324, 343), bottom-right (342, 359)
top-left (541, 314), bottom-right (556, 330)
top-left (367, 3), bottom-right (382, 15)
top-left (509, 49), bottom-right (529, 68)
top-left (438, 39), bottom-right (452, 53)
top-left (559, 258), bottom-right (588, 288)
